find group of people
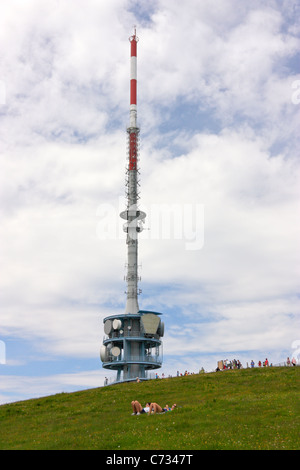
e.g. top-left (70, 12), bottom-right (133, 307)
top-left (286, 357), bottom-right (297, 366)
top-left (253, 359), bottom-right (270, 367)
top-left (176, 370), bottom-right (196, 376)
top-left (156, 370), bottom-right (196, 378)
top-left (217, 356), bottom-right (298, 371)
top-left (251, 357), bottom-right (297, 367)
top-left (216, 358), bottom-right (243, 371)
top-left (131, 400), bottom-right (177, 415)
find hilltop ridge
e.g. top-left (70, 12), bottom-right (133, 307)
top-left (0, 366), bottom-right (298, 450)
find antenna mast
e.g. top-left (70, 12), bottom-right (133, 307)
top-left (100, 28), bottom-right (164, 384)
top-left (120, 26), bottom-right (146, 315)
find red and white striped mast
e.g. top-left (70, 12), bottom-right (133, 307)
top-left (129, 26), bottom-right (138, 130)
top-left (120, 27), bottom-right (146, 315)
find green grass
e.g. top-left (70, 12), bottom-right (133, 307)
top-left (0, 366), bottom-right (299, 450)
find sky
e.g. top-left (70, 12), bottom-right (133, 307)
top-left (0, 0), bottom-right (300, 405)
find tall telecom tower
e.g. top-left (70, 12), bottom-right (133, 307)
top-left (100, 28), bottom-right (164, 383)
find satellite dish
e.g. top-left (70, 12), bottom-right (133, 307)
top-left (141, 314), bottom-right (160, 335)
top-left (111, 346), bottom-right (121, 357)
top-left (158, 321), bottom-right (165, 337)
top-left (104, 319), bottom-right (112, 335)
top-left (113, 319), bottom-right (122, 330)
top-left (100, 345), bottom-right (107, 361)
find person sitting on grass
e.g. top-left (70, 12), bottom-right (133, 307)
top-left (148, 403), bottom-right (177, 414)
top-left (131, 400), bottom-right (150, 415)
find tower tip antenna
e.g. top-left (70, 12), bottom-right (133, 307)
top-left (129, 25), bottom-right (139, 43)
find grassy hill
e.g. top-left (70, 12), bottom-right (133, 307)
top-left (0, 366), bottom-right (299, 450)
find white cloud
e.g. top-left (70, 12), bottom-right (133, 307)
top-left (0, 369), bottom-right (105, 404)
top-left (138, 127), bottom-right (300, 362)
top-left (141, 129), bottom-right (300, 290)
top-left (139, 0), bottom-right (300, 130)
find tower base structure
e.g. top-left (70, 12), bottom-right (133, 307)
top-left (101, 310), bottom-right (164, 384)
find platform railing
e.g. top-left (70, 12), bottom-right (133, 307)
top-left (104, 353), bottom-right (162, 365)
